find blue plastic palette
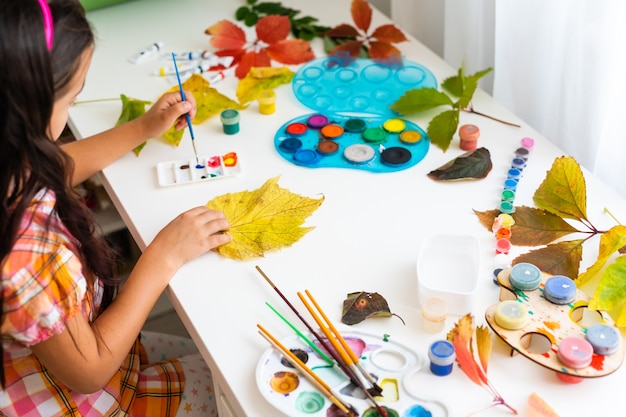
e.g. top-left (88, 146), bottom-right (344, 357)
top-left (274, 113), bottom-right (429, 172)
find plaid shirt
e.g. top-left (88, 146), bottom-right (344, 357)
top-left (1, 190), bottom-right (183, 416)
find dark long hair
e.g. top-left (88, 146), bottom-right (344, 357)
top-left (0, 0), bottom-right (121, 388)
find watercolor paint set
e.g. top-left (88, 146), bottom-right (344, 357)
top-left (274, 54), bottom-right (436, 173)
top-left (256, 330), bottom-right (446, 417)
top-left (487, 265), bottom-right (624, 381)
top-left (156, 152), bottom-right (240, 186)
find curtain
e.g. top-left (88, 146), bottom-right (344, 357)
top-left (391, 0), bottom-right (626, 198)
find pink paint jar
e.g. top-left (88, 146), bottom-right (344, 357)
top-left (556, 336), bottom-right (593, 384)
top-left (459, 124), bottom-right (480, 151)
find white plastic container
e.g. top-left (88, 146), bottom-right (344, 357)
top-left (417, 234), bottom-right (480, 316)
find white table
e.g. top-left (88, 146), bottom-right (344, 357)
top-left (69, 0), bottom-right (626, 415)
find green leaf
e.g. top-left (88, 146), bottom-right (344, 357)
top-left (508, 206), bottom-right (580, 246)
top-left (235, 6), bottom-right (250, 21)
top-left (512, 239), bottom-right (584, 278)
top-left (589, 255), bottom-right (626, 324)
top-left (116, 94), bottom-right (151, 155)
top-left (244, 12), bottom-right (259, 26)
top-left (427, 109), bottom-right (459, 152)
top-left (389, 87), bottom-right (454, 115)
top-left (457, 74), bottom-right (478, 110)
top-left (533, 156), bottom-right (588, 221)
top-left (578, 225), bottom-right (626, 286)
top-left (441, 66), bottom-right (465, 97)
top-left (427, 147), bottom-right (492, 181)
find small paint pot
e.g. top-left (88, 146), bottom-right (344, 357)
top-left (317, 140), bottom-right (339, 155)
top-left (495, 238), bottom-right (512, 255)
top-left (362, 127), bottom-right (387, 144)
top-left (509, 262), bottom-right (542, 291)
top-left (307, 114), bottom-right (328, 129)
top-left (459, 124), bottom-right (480, 151)
top-left (501, 189), bottom-right (516, 203)
top-left (421, 297), bottom-right (448, 334)
top-left (428, 340), bottom-right (455, 376)
top-left (278, 137), bottom-right (303, 154)
top-left (514, 147), bottom-right (530, 160)
top-left (507, 168), bottom-right (522, 180)
top-left (399, 130), bottom-right (422, 144)
top-left (494, 300), bottom-right (528, 330)
top-left (495, 227), bottom-right (511, 240)
top-left (257, 90), bottom-right (276, 115)
top-left (344, 118), bottom-right (366, 133)
top-left (521, 137), bottom-right (535, 150)
top-left (344, 144), bottom-right (375, 164)
top-left (586, 324), bottom-right (620, 355)
top-left (220, 109), bottom-right (240, 134)
top-left (383, 118), bottom-right (406, 133)
top-left (544, 275), bottom-right (577, 305)
top-left (503, 178), bottom-right (518, 192)
top-left (285, 122), bottom-right (307, 136)
top-left (499, 201), bottom-right (516, 214)
top-left (511, 157), bottom-right (527, 170)
top-left (492, 213), bottom-right (515, 233)
top-left (557, 336), bottom-right (593, 369)
top-left (381, 147), bottom-right (411, 166)
top-left (320, 124), bottom-right (344, 139)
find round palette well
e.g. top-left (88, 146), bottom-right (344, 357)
top-left (256, 330), bottom-right (447, 417)
top-left (274, 114), bottom-right (429, 172)
top-left (292, 55), bottom-right (437, 117)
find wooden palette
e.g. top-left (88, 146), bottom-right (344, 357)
top-left (485, 268), bottom-right (624, 378)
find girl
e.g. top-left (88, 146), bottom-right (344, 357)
top-left (0, 0), bottom-right (231, 415)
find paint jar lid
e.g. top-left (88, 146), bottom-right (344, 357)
top-left (220, 109), bottom-right (240, 125)
top-left (512, 157), bottom-right (527, 170)
top-left (344, 144), bottom-right (375, 164)
top-left (317, 140), bottom-right (339, 155)
top-left (499, 201), bottom-right (516, 214)
top-left (495, 238), bottom-right (512, 254)
top-left (293, 149), bottom-right (321, 165)
top-left (278, 137), bottom-right (303, 154)
top-left (515, 147), bottom-right (530, 160)
top-left (544, 275), bottom-right (577, 305)
top-left (421, 298), bottom-right (448, 333)
top-left (586, 324), bottom-right (621, 355)
top-left (383, 118), bottom-right (406, 133)
top-left (399, 130), bottom-right (422, 144)
top-left (494, 300), bottom-right (528, 330)
top-left (509, 262), bottom-right (542, 291)
top-left (557, 336), bottom-right (593, 369)
top-left (507, 168), bottom-right (522, 180)
top-left (492, 213), bottom-right (515, 232)
top-left (501, 189), bottom-right (516, 202)
top-left (285, 122), bottom-right (307, 136)
top-left (362, 127), bottom-right (387, 143)
top-left (428, 340), bottom-right (455, 376)
top-left (257, 89), bottom-right (276, 104)
top-left (381, 147), bottom-right (411, 166)
top-left (459, 124), bottom-right (480, 141)
top-left (320, 124), bottom-right (344, 139)
top-left (495, 227), bottom-right (511, 240)
top-left (503, 178), bottom-right (518, 191)
top-left (521, 137), bottom-right (535, 149)
top-left (307, 114), bottom-right (328, 129)
top-left (344, 118), bottom-right (367, 132)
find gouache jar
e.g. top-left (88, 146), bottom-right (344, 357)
top-left (257, 90), bottom-right (276, 115)
top-left (494, 300), bottom-right (528, 330)
top-left (556, 336), bottom-right (593, 383)
top-left (428, 340), bottom-right (456, 376)
top-left (421, 297), bottom-right (448, 333)
top-left (509, 262), bottom-right (542, 291)
top-left (586, 324), bottom-right (620, 355)
top-left (544, 275), bottom-right (577, 305)
top-left (495, 238), bottom-right (512, 255)
top-left (220, 109), bottom-right (240, 134)
top-left (459, 124), bottom-right (480, 151)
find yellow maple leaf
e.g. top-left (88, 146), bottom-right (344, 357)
top-left (236, 66), bottom-right (294, 105)
top-left (162, 74), bottom-right (245, 146)
top-left (206, 176), bottom-right (324, 260)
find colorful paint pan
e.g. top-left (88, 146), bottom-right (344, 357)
top-left (156, 153), bottom-right (241, 186)
top-left (256, 330), bottom-right (446, 417)
top-left (274, 113), bottom-right (429, 173)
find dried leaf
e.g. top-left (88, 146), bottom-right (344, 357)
top-left (370, 24), bottom-right (408, 43)
top-left (328, 40), bottom-right (364, 58)
top-left (205, 176), bottom-right (324, 260)
top-left (534, 156), bottom-right (588, 221)
top-left (589, 255), bottom-right (626, 326)
top-left (513, 240), bottom-right (584, 278)
top-left (115, 94), bottom-right (151, 156)
top-left (351, 0), bottom-right (372, 33)
top-left (475, 324), bottom-right (493, 374)
top-left (578, 225), bottom-right (626, 286)
top-left (256, 14), bottom-right (291, 44)
top-left (265, 39), bottom-right (315, 64)
top-left (340, 292), bottom-right (405, 325)
top-left (205, 20), bottom-right (247, 50)
top-left (367, 41), bottom-right (402, 60)
top-left (236, 66), bottom-right (294, 105)
top-left (325, 23), bottom-right (360, 38)
top-left (427, 147), bottom-right (492, 181)
top-left (447, 314), bottom-right (488, 386)
top-left (508, 206), bottom-right (579, 246)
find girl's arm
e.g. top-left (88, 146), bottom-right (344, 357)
top-left (30, 206), bottom-right (231, 393)
top-left (62, 91), bottom-right (196, 186)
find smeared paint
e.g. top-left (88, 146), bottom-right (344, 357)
top-left (376, 378), bottom-right (399, 402)
top-left (362, 405), bottom-right (399, 417)
top-left (269, 371), bottom-right (299, 394)
top-left (543, 321), bottom-right (560, 331)
top-left (281, 348), bottom-right (308, 368)
top-left (590, 354), bottom-right (605, 371)
top-left (294, 391), bottom-right (324, 413)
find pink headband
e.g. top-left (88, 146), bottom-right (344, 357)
top-left (37, 0), bottom-right (54, 50)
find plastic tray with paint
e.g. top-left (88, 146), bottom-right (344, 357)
top-left (256, 330), bottom-right (448, 417)
top-left (156, 152), bottom-right (240, 186)
top-left (274, 114), bottom-right (429, 173)
top-left (292, 54), bottom-right (437, 117)
top-left (486, 266), bottom-right (624, 379)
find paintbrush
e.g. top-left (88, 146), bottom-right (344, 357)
top-left (304, 289), bottom-right (383, 394)
top-left (171, 52), bottom-right (200, 167)
top-left (257, 324), bottom-right (358, 417)
top-left (297, 292), bottom-right (388, 417)
top-left (255, 266), bottom-right (370, 394)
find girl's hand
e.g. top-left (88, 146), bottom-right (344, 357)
top-left (139, 90), bottom-right (197, 139)
top-left (148, 207), bottom-right (232, 274)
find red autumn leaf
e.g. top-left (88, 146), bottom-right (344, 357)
top-left (371, 24), bottom-right (408, 43)
top-left (351, 0), bottom-right (372, 32)
top-left (329, 40), bottom-right (364, 57)
top-left (266, 39), bottom-right (314, 65)
top-left (256, 15), bottom-right (290, 45)
top-left (235, 50), bottom-right (271, 79)
top-left (325, 23), bottom-right (361, 38)
top-left (205, 20), bottom-right (246, 50)
top-left (368, 41), bottom-right (402, 59)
